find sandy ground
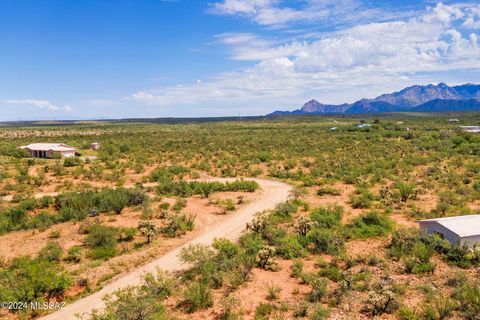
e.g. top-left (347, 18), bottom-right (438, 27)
top-left (39, 177), bottom-right (292, 320)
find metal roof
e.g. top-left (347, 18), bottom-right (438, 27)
top-left (20, 143), bottom-right (76, 152)
top-left (417, 214), bottom-right (480, 238)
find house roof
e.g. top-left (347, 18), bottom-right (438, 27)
top-left (20, 143), bottom-right (76, 152)
top-left (417, 214), bottom-right (480, 238)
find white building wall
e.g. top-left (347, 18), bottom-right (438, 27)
top-left (461, 235), bottom-right (480, 247)
top-left (419, 222), bottom-right (461, 244)
top-left (60, 151), bottom-right (76, 158)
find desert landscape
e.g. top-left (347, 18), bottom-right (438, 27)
top-left (0, 114), bottom-right (479, 320)
top-left (2, 1), bottom-right (480, 319)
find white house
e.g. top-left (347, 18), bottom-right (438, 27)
top-left (91, 142), bottom-right (100, 150)
top-left (19, 143), bottom-right (76, 158)
top-left (417, 215), bottom-right (480, 246)
top-left (357, 124), bottom-right (372, 129)
top-left (459, 126), bottom-right (480, 133)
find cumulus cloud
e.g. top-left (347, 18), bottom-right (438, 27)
top-left (131, 3), bottom-right (480, 112)
top-left (5, 99), bottom-right (73, 112)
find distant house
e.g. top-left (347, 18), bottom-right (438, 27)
top-left (329, 127), bottom-right (338, 131)
top-left (449, 118), bottom-right (459, 122)
top-left (417, 215), bottom-right (480, 247)
top-left (19, 143), bottom-right (76, 158)
top-left (459, 126), bottom-right (480, 133)
top-left (91, 142), bottom-right (101, 150)
top-left (357, 123), bottom-right (372, 129)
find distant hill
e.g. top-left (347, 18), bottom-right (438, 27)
top-left (268, 83), bottom-right (480, 115)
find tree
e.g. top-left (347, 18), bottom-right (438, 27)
top-left (138, 220), bottom-right (157, 244)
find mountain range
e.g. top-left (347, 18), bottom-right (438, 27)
top-left (268, 83), bottom-right (480, 115)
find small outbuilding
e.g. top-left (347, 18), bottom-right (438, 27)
top-left (459, 126), bottom-right (480, 133)
top-left (91, 142), bottom-right (101, 150)
top-left (19, 143), bottom-right (76, 158)
top-left (449, 118), bottom-right (459, 122)
top-left (417, 215), bottom-right (480, 247)
top-left (357, 123), bottom-right (372, 129)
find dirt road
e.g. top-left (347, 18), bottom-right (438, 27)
top-left (40, 178), bottom-right (291, 320)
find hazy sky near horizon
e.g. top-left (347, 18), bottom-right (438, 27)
top-left (1, 0), bottom-right (480, 120)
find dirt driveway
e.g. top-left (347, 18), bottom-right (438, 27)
top-left (40, 177), bottom-right (292, 320)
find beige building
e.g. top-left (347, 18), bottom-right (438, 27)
top-left (20, 143), bottom-right (76, 158)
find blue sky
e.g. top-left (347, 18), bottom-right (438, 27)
top-left (1, 0), bottom-right (480, 120)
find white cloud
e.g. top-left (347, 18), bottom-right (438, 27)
top-left (131, 3), bottom-right (480, 113)
top-left (5, 99), bottom-right (60, 110)
top-left (4, 99), bottom-right (73, 112)
top-left (209, 0), bottom-right (413, 27)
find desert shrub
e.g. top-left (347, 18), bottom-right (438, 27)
top-left (454, 281), bottom-right (480, 319)
top-left (256, 246), bottom-right (276, 269)
top-left (118, 227), bottom-right (137, 242)
top-left (345, 211), bottom-right (393, 239)
top-left (424, 296), bottom-right (457, 320)
top-left (350, 188), bottom-right (375, 209)
top-left (65, 246), bottom-right (82, 263)
top-left (397, 305), bottom-right (420, 320)
top-left (306, 228), bottom-right (345, 255)
top-left (89, 246), bottom-right (118, 260)
top-left (308, 277), bottom-right (328, 302)
top-left (363, 288), bottom-right (399, 316)
top-left (63, 157), bottom-right (82, 167)
top-left (0, 256), bottom-right (71, 303)
top-left (319, 263), bottom-right (344, 282)
top-left (275, 235), bottom-right (306, 259)
top-left (388, 228), bottom-right (422, 259)
top-left (444, 244), bottom-right (480, 268)
top-left (219, 295), bottom-right (240, 320)
top-left (317, 186), bottom-right (340, 196)
top-left (156, 179), bottom-right (258, 197)
top-left (137, 221), bottom-right (156, 244)
top-left (310, 305), bottom-right (330, 320)
top-left (183, 280), bottom-right (213, 313)
top-left (26, 211), bottom-right (57, 231)
top-left (141, 271), bottom-right (175, 300)
top-left (395, 180), bottom-right (416, 202)
top-left (270, 201), bottom-right (298, 222)
top-left (38, 241), bottom-right (63, 262)
top-left (294, 216), bottom-right (317, 237)
top-left (254, 303), bottom-right (276, 320)
top-left (290, 260), bottom-right (304, 278)
top-left (403, 242), bottom-right (436, 275)
top-left (85, 225), bottom-right (118, 259)
top-left (160, 212), bottom-right (195, 237)
top-left (91, 286), bottom-right (168, 320)
top-left (310, 206), bottom-right (343, 229)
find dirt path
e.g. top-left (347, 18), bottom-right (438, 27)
top-left (40, 178), bottom-right (292, 320)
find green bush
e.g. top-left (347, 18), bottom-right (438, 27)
top-left (38, 241), bottom-right (63, 262)
top-left (63, 157), bottom-right (82, 167)
top-left (183, 280), bottom-right (213, 313)
top-left (156, 179), bottom-right (258, 197)
top-left (345, 211), bottom-right (393, 239)
top-left (85, 225), bottom-right (118, 259)
top-left (306, 228), bottom-right (345, 255)
top-left (0, 256), bottom-right (71, 303)
top-left (65, 246), bottom-right (82, 263)
top-left (454, 281), bottom-right (480, 319)
top-left (160, 213), bottom-right (195, 237)
top-left (310, 206), bottom-right (343, 229)
top-left (350, 188), bottom-right (375, 209)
